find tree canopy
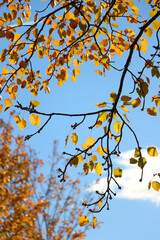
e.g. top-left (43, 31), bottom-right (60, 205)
top-left (0, 0), bottom-right (160, 223)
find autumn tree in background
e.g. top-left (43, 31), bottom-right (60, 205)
top-left (0, 118), bottom-right (96, 239)
top-left (0, 0), bottom-right (160, 218)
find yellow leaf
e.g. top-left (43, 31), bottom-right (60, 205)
top-left (73, 68), bottom-right (80, 75)
top-left (147, 107), bottom-right (157, 116)
top-left (90, 155), bottom-right (97, 161)
top-left (38, 47), bottom-right (44, 59)
top-left (4, 99), bottom-right (12, 111)
top-left (152, 20), bottom-right (160, 30)
top-left (2, 67), bottom-right (9, 77)
top-left (78, 154), bottom-right (83, 163)
top-left (134, 147), bottom-right (140, 157)
top-left (17, 118), bottom-right (27, 130)
top-left (110, 91), bottom-right (117, 102)
top-left (147, 147), bottom-right (158, 157)
top-left (52, 39), bottom-right (61, 46)
top-left (113, 167), bottom-right (122, 178)
top-left (14, 115), bottom-right (21, 123)
top-left (86, 137), bottom-right (95, 147)
top-left (99, 112), bottom-right (108, 122)
top-left (65, 134), bottom-right (69, 148)
top-left (144, 27), bottom-right (153, 38)
top-left (82, 143), bottom-right (88, 150)
top-left (114, 136), bottom-right (121, 143)
top-left (83, 163), bottom-right (89, 175)
top-left (73, 59), bottom-right (82, 67)
top-left (95, 102), bottom-right (107, 108)
top-left (95, 70), bottom-right (103, 76)
top-left (120, 106), bottom-right (129, 112)
top-left (79, 215), bottom-right (89, 227)
top-left (4, 98), bottom-right (12, 108)
top-left (152, 181), bottom-right (160, 191)
top-left (87, 161), bottom-right (94, 171)
top-left (95, 163), bottom-right (102, 176)
top-left (122, 113), bottom-right (130, 123)
top-left (0, 104), bottom-right (2, 112)
top-left (94, 120), bottom-right (102, 127)
top-left (132, 98), bottom-right (141, 108)
top-left (97, 145), bottom-right (107, 155)
top-left (17, 17), bottom-right (23, 26)
top-left (71, 133), bottom-right (78, 145)
top-left (138, 157), bottom-right (147, 169)
top-left (99, 198), bottom-right (102, 209)
top-left (93, 217), bottom-right (97, 229)
top-left (71, 75), bottom-right (76, 82)
top-left (29, 114), bottom-right (41, 127)
top-left (30, 100), bottom-right (40, 107)
top-left (113, 121), bottom-right (122, 134)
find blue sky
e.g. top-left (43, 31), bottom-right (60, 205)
top-left (1, 0), bottom-right (160, 239)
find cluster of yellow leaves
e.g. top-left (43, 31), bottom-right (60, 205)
top-left (79, 215), bottom-right (97, 229)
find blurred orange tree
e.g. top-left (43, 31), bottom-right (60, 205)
top-left (0, 119), bottom-right (97, 239)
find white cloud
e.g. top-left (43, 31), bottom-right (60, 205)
top-left (88, 149), bottom-right (160, 205)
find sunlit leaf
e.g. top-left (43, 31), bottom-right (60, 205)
top-left (86, 137), bottom-right (95, 147)
top-left (110, 92), bottom-right (117, 102)
top-left (147, 107), bottom-right (157, 116)
top-left (71, 133), bottom-right (78, 145)
top-left (147, 147), bottom-right (158, 157)
top-left (97, 145), bottom-right (107, 155)
top-left (94, 120), bottom-right (102, 127)
top-left (17, 118), bottom-right (27, 130)
top-left (0, 104), bottom-right (2, 112)
top-left (4, 99), bottom-right (12, 111)
top-left (29, 114), bottom-right (41, 127)
top-left (113, 167), bottom-right (122, 178)
top-left (134, 147), bottom-right (140, 157)
top-left (95, 102), bottom-right (107, 108)
top-left (14, 115), bottom-right (21, 123)
top-left (120, 106), bottom-right (129, 112)
top-left (79, 215), bottom-right (89, 227)
top-left (99, 198), bottom-right (102, 209)
top-left (99, 112), bottom-right (108, 122)
top-left (2, 67), bottom-right (9, 77)
top-left (90, 155), bottom-right (97, 161)
top-left (30, 100), bottom-right (40, 107)
top-left (152, 20), bottom-right (160, 30)
top-left (152, 181), bottom-right (160, 191)
top-left (138, 157), bottom-right (147, 169)
top-left (93, 217), bottom-right (97, 229)
top-left (95, 163), bottom-right (102, 176)
top-left (87, 161), bottom-right (94, 171)
top-left (132, 98), bottom-right (141, 108)
top-left (113, 121), bottom-right (122, 134)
